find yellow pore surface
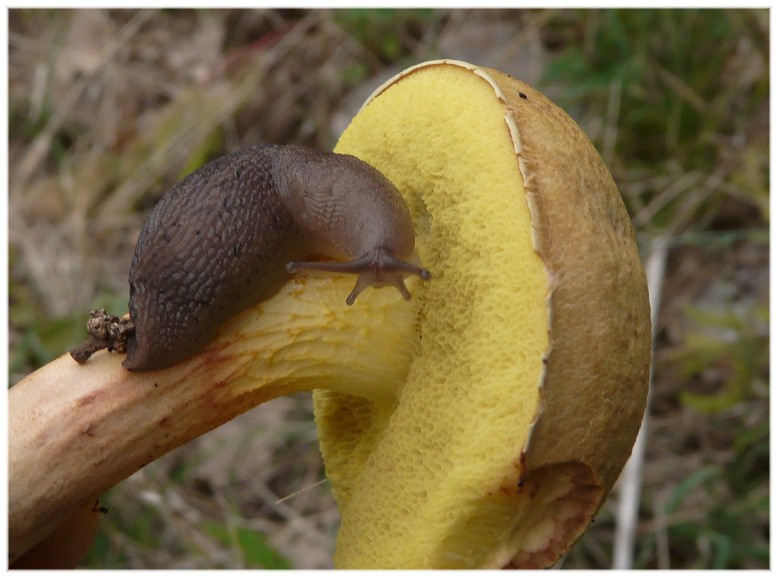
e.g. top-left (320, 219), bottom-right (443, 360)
top-left (316, 64), bottom-right (550, 568)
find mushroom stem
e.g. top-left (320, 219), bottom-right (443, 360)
top-left (9, 278), bottom-right (421, 564)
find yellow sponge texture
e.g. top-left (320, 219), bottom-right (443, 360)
top-left (315, 64), bottom-right (549, 568)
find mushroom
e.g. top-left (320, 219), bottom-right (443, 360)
top-left (9, 59), bottom-right (651, 569)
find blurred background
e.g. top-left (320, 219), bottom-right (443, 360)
top-left (8, 8), bottom-right (768, 569)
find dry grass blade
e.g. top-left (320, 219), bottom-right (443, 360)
top-left (95, 11), bottom-right (321, 223)
top-left (14, 10), bottom-right (155, 191)
top-left (275, 479), bottom-right (329, 505)
top-left (612, 236), bottom-right (670, 569)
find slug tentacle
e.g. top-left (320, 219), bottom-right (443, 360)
top-left (286, 246), bottom-right (431, 305)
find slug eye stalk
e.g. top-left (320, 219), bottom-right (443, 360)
top-left (286, 246), bottom-right (432, 305)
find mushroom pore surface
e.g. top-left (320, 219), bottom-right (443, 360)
top-left (317, 63), bottom-right (550, 568)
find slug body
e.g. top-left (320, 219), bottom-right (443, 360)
top-left (124, 144), bottom-right (430, 371)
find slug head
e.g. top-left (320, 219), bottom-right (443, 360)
top-left (276, 146), bottom-right (430, 304)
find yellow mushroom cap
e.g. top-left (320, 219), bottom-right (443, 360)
top-left (314, 60), bottom-right (651, 568)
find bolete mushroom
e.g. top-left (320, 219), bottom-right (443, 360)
top-left (9, 59), bottom-right (651, 569)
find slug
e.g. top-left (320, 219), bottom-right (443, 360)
top-left (123, 144), bottom-right (431, 371)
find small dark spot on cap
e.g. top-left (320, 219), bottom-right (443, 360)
top-left (519, 92), bottom-right (528, 100)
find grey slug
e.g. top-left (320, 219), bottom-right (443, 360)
top-left (123, 144), bottom-right (431, 371)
